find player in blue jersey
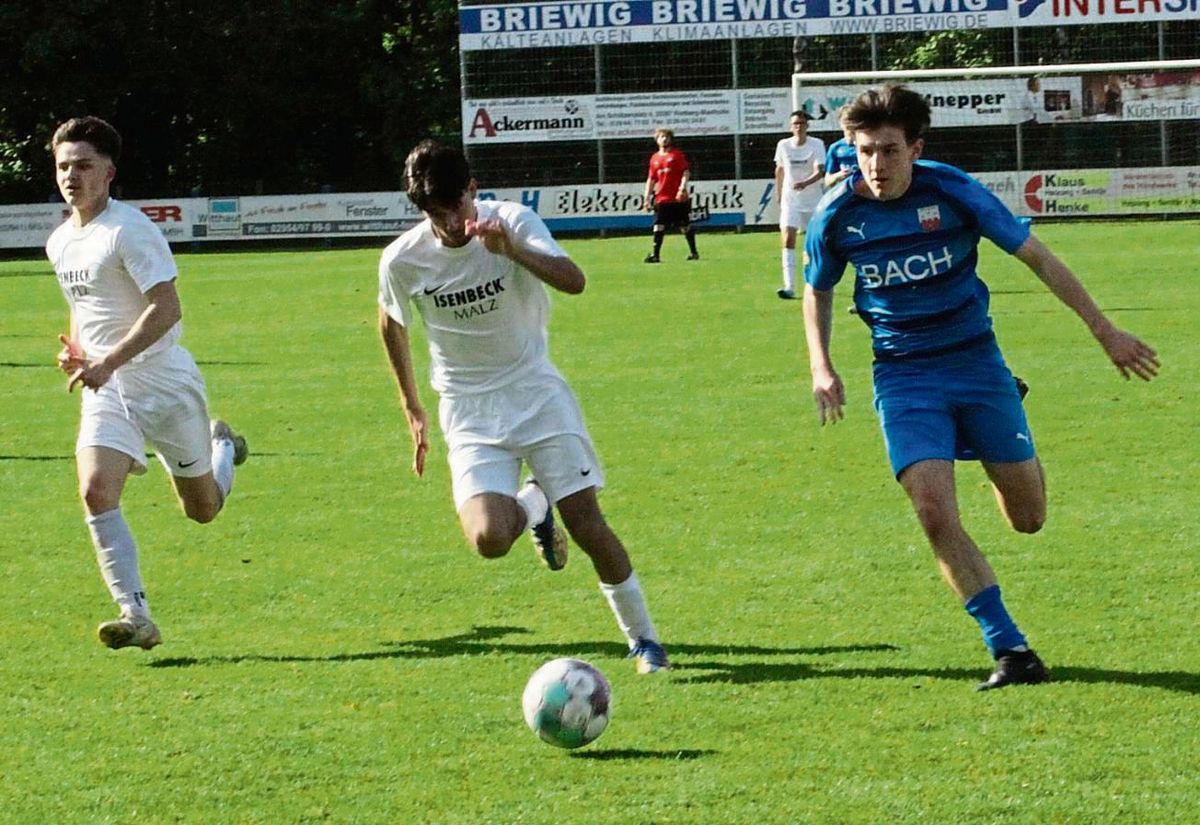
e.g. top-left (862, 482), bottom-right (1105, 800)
top-left (802, 86), bottom-right (1159, 691)
top-left (823, 112), bottom-right (857, 189)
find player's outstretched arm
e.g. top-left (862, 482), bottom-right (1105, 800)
top-left (803, 284), bottom-right (845, 425)
top-left (466, 217), bottom-right (585, 294)
top-left (1014, 235), bottom-right (1160, 381)
top-left (379, 309), bottom-right (430, 476)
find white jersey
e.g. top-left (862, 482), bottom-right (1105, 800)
top-left (775, 136), bottom-right (827, 210)
top-left (378, 199), bottom-right (568, 396)
top-left (46, 198), bottom-right (180, 363)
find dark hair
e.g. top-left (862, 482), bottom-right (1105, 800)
top-left (404, 140), bottom-right (471, 211)
top-left (841, 85), bottom-right (930, 143)
top-left (790, 109), bottom-right (810, 121)
top-left (51, 116), bottom-right (122, 162)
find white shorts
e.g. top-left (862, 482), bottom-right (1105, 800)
top-left (77, 346), bottom-right (213, 478)
top-left (780, 196), bottom-right (814, 232)
top-left (439, 373), bottom-right (604, 510)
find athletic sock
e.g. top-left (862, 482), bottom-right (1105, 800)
top-left (86, 507), bottom-right (149, 619)
top-left (685, 229), bottom-right (698, 255)
top-left (965, 584), bottom-right (1028, 657)
top-left (652, 230), bottom-right (664, 256)
top-left (599, 572), bottom-right (659, 647)
top-left (515, 482), bottom-right (550, 531)
top-left (782, 248), bottom-right (797, 291)
top-left (212, 436), bottom-right (236, 498)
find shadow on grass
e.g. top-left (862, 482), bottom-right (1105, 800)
top-left (146, 625), bottom-right (1200, 694)
top-left (672, 662), bottom-right (1200, 695)
top-left (148, 625), bottom-right (896, 670)
top-left (570, 748), bottom-right (716, 761)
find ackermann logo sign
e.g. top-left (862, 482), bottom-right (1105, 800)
top-left (468, 101), bottom-right (588, 139)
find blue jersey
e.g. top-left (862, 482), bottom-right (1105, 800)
top-left (824, 138), bottom-right (858, 175)
top-left (804, 160), bottom-right (1030, 359)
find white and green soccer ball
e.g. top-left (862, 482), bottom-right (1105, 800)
top-left (522, 658), bottom-right (611, 749)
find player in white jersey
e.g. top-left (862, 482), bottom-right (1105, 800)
top-left (378, 140), bottom-right (668, 674)
top-left (45, 117), bottom-right (248, 651)
top-left (773, 110), bottom-right (826, 300)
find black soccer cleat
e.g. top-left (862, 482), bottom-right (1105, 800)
top-left (686, 252), bottom-right (700, 261)
top-left (1014, 375), bottom-right (1030, 401)
top-left (643, 253), bottom-right (660, 263)
top-left (976, 649), bottom-right (1049, 691)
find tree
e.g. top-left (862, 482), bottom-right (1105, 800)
top-left (0, 0), bottom-right (462, 201)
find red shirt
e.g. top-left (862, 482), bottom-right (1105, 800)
top-left (648, 149), bottom-right (690, 204)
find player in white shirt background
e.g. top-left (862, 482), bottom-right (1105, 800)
top-left (773, 110), bottom-right (826, 300)
top-left (378, 140), bottom-right (669, 674)
top-left (46, 117), bottom-right (247, 652)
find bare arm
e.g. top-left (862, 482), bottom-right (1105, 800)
top-left (467, 218), bottom-right (585, 294)
top-left (677, 170), bottom-right (691, 201)
top-left (797, 161), bottom-right (823, 191)
top-left (1014, 234), bottom-right (1159, 381)
top-left (66, 279), bottom-right (182, 392)
top-left (379, 308), bottom-right (430, 476)
top-left (644, 173), bottom-right (655, 210)
top-left (824, 167), bottom-right (852, 188)
top-left (802, 284), bottom-right (845, 424)
top-left (774, 166), bottom-right (785, 204)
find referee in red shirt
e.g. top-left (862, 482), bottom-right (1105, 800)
top-left (642, 127), bottom-right (699, 263)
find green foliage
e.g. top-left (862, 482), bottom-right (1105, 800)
top-left (0, 0), bottom-right (461, 201)
top-left (1, 223), bottom-right (1197, 822)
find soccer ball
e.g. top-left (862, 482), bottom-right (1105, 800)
top-left (521, 658), bottom-right (611, 749)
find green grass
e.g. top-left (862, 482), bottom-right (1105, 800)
top-left (1, 222), bottom-right (1197, 824)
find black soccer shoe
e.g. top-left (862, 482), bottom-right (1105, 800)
top-left (643, 253), bottom-right (660, 263)
top-left (1014, 375), bottom-right (1030, 401)
top-left (976, 649), bottom-right (1049, 692)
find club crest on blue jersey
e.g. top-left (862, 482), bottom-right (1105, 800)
top-left (918, 205), bottom-right (942, 232)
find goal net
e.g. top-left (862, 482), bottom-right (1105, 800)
top-left (793, 59), bottom-right (1200, 218)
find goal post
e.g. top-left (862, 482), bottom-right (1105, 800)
top-left (792, 59), bottom-right (1200, 218)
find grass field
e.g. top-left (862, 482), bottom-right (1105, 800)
top-left (1, 222), bottom-right (1197, 824)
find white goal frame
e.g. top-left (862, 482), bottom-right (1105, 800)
top-left (792, 59), bottom-right (1200, 217)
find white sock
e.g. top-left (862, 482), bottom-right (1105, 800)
top-left (86, 508), bottom-right (149, 618)
top-left (599, 572), bottom-right (659, 648)
top-left (212, 436), bottom-right (236, 498)
top-left (515, 482), bottom-right (549, 530)
top-left (782, 248), bottom-right (797, 291)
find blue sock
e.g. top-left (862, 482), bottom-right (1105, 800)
top-left (964, 584), bottom-right (1028, 657)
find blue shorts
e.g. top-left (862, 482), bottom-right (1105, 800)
top-left (872, 340), bottom-right (1035, 477)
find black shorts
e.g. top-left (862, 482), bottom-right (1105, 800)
top-left (653, 201), bottom-right (691, 228)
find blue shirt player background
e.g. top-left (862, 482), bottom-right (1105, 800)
top-left (823, 136), bottom-right (859, 186)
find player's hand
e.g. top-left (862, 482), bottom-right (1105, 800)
top-left (405, 405), bottom-right (430, 476)
top-left (465, 217), bottom-right (514, 257)
top-left (1097, 326), bottom-right (1160, 381)
top-left (793, 182), bottom-right (804, 191)
top-left (811, 366), bottom-right (846, 425)
top-left (67, 358), bottom-right (115, 393)
top-left (676, 189), bottom-right (688, 202)
top-left (56, 334), bottom-right (86, 375)
top-left (644, 198), bottom-right (654, 212)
